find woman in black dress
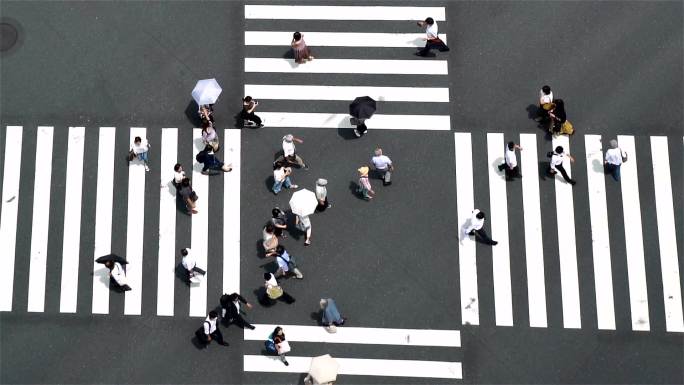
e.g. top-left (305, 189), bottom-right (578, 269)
top-left (548, 99), bottom-right (566, 134)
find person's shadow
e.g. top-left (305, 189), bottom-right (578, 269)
top-left (185, 100), bottom-right (202, 127)
top-left (349, 181), bottom-right (363, 199)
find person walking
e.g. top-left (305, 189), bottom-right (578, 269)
top-left (104, 260), bottom-right (132, 291)
top-left (415, 17), bottom-right (449, 57)
top-left (181, 247), bottom-right (205, 283)
top-left (271, 207), bottom-right (288, 238)
top-left (130, 136), bottom-right (150, 172)
top-left (263, 272), bottom-right (296, 304)
top-left (178, 177), bottom-right (198, 214)
top-left (498, 141), bottom-right (522, 180)
top-left (196, 311), bottom-right (229, 347)
top-left (604, 139), bottom-right (625, 182)
top-left (463, 209), bottom-right (498, 246)
top-left (315, 178), bottom-right (331, 212)
top-left (274, 245), bottom-right (303, 279)
top-left (197, 145), bottom-right (232, 174)
top-left (241, 96), bottom-right (263, 127)
top-left (295, 214), bottom-right (312, 246)
top-left (173, 163), bottom-right (185, 187)
top-left (548, 145), bottom-right (577, 185)
top-left (202, 121), bottom-right (220, 152)
top-left (537, 85), bottom-right (554, 121)
top-left (272, 161), bottom-right (298, 195)
top-left (548, 99), bottom-right (567, 134)
top-left (278, 134), bottom-right (308, 169)
top-left (220, 293), bottom-right (256, 330)
top-left (356, 166), bottom-right (375, 200)
top-left (320, 298), bottom-right (346, 332)
top-left (262, 223), bottom-right (279, 257)
top-left (371, 148), bottom-right (394, 186)
top-left (266, 326), bottom-right (291, 366)
top-left (291, 32), bottom-right (314, 64)
top-left (199, 104), bottom-right (215, 125)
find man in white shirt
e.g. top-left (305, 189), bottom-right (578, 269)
top-left (104, 260), bottom-right (132, 291)
top-left (130, 136), bottom-right (151, 171)
top-left (463, 209), bottom-right (497, 246)
top-left (416, 17), bottom-right (450, 57)
top-left (548, 145), bottom-right (576, 185)
top-left (199, 311), bottom-right (229, 346)
top-left (278, 134), bottom-right (308, 169)
top-left (604, 139), bottom-right (624, 182)
top-left (537, 85), bottom-right (554, 121)
top-left (371, 148), bottom-right (394, 186)
top-left (181, 248), bottom-right (205, 283)
top-left (498, 141), bottom-right (522, 180)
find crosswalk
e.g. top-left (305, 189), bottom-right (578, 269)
top-left (0, 125), bottom-right (241, 316)
top-left (455, 132), bottom-right (684, 333)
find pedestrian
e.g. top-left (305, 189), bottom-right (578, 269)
top-left (196, 145), bottom-right (232, 175)
top-left (320, 298), bottom-right (346, 333)
top-left (352, 119), bottom-right (368, 138)
top-left (198, 104), bottom-right (215, 125)
top-left (265, 326), bottom-right (291, 366)
top-left (291, 31), bottom-right (314, 64)
top-left (277, 134), bottom-right (308, 169)
top-left (196, 311), bottom-right (229, 347)
top-left (271, 207), bottom-right (288, 238)
top-left (272, 161), bottom-right (298, 195)
top-left (241, 96), bottom-right (263, 127)
top-left (129, 136), bottom-right (150, 172)
top-left (220, 293), bottom-right (256, 330)
top-left (463, 209), bottom-right (498, 246)
top-left (315, 178), bottom-right (331, 212)
top-left (262, 222), bottom-right (279, 257)
top-left (173, 163), bottom-right (185, 187)
top-left (356, 166), bottom-right (375, 200)
top-left (181, 247), bottom-right (205, 283)
top-left (274, 245), bottom-right (303, 279)
top-left (263, 272), bottom-right (296, 304)
top-left (371, 148), bottom-right (394, 186)
top-left (178, 177), bottom-right (198, 214)
top-left (604, 139), bottom-right (626, 182)
top-left (548, 145), bottom-right (577, 185)
top-left (295, 214), bottom-right (312, 246)
top-left (415, 17), bottom-right (449, 57)
top-left (537, 85), bottom-right (554, 121)
top-left (548, 99), bottom-right (574, 135)
top-left (104, 260), bottom-right (132, 291)
top-left (202, 120), bottom-right (220, 152)
top-left (498, 141), bottom-right (523, 180)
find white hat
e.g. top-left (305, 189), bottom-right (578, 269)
top-left (316, 178), bottom-right (328, 186)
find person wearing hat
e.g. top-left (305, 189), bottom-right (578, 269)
top-left (604, 139), bottom-right (625, 182)
top-left (278, 134), bottom-right (308, 169)
top-left (315, 178), bottom-right (331, 212)
top-left (356, 166), bottom-right (375, 200)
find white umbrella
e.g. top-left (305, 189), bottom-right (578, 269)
top-left (192, 78), bottom-right (222, 105)
top-left (289, 188), bottom-right (317, 217)
top-left (309, 354), bottom-right (339, 384)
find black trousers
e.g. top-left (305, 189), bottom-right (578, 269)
top-left (226, 313), bottom-right (254, 329)
top-left (241, 110), bottom-right (262, 125)
top-left (552, 164), bottom-right (574, 183)
top-left (498, 163), bottom-right (519, 179)
top-left (208, 328), bottom-right (226, 345)
top-left (471, 228), bottom-right (497, 245)
top-left (418, 39), bottom-right (450, 56)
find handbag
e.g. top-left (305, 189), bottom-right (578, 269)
top-left (277, 254), bottom-right (297, 271)
top-left (195, 321), bottom-right (210, 343)
top-left (621, 149), bottom-right (628, 162)
top-left (266, 285), bottom-right (284, 299)
top-left (276, 340), bottom-right (291, 354)
top-left (127, 149), bottom-right (136, 162)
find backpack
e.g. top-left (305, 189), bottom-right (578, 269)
top-left (265, 338), bottom-right (277, 354)
top-left (196, 150), bottom-right (207, 163)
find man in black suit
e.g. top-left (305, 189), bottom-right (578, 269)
top-left (220, 293), bottom-right (256, 330)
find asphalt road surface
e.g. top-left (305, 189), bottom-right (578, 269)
top-left (1, 1), bottom-right (682, 384)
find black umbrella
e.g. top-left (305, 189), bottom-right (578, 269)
top-left (95, 254), bottom-right (128, 265)
top-left (349, 96), bottom-right (376, 119)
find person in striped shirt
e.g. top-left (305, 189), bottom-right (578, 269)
top-left (356, 166), bottom-right (375, 200)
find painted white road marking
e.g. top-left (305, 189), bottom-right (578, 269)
top-left (223, 129), bottom-right (241, 295)
top-left (245, 58), bottom-right (448, 75)
top-left (256, 112), bottom-right (450, 131)
top-left (244, 84), bottom-right (450, 103)
top-left (157, 128), bottom-right (177, 316)
top-left (190, 129), bottom-right (208, 317)
top-left (124, 127), bottom-right (146, 315)
top-left (245, 31), bottom-right (447, 47)
top-left (0, 126), bottom-right (23, 311)
top-left (244, 5), bottom-right (446, 20)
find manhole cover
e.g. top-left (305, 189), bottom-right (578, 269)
top-left (1, 22), bottom-right (18, 52)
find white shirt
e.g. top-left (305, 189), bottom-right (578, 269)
top-left (181, 249), bottom-right (196, 271)
top-left (110, 262), bottom-right (128, 286)
top-left (505, 147), bottom-right (517, 168)
top-left (315, 185), bottom-right (327, 200)
top-left (273, 167), bottom-right (287, 181)
top-left (131, 138), bottom-right (149, 155)
top-left (299, 215), bottom-right (311, 229)
top-left (426, 22), bottom-right (438, 39)
top-left (276, 250), bottom-right (291, 272)
top-left (282, 139), bottom-right (296, 157)
top-left (540, 90), bottom-right (553, 105)
top-left (372, 155), bottom-right (392, 170)
top-left (174, 170), bottom-right (185, 184)
top-left (605, 148), bottom-right (623, 165)
top-left (550, 153), bottom-right (565, 169)
top-left (464, 209), bottom-right (484, 234)
top-left (203, 316), bottom-right (217, 334)
top-left (264, 273), bottom-right (278, 289)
